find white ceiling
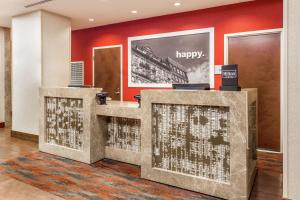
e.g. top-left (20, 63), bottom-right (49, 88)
top-left (0, 0), bottom-right (252, 30)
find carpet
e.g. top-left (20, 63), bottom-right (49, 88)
top-left (0, 152), bottom-right (220, 200)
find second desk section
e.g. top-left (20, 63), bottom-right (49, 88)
top-left (96, 100), bottom-right (141, 165)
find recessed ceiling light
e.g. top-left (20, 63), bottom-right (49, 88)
top-left (174, 2), bottom-right (181, 7)
top-left (131, 10), bottom-right (138, 14)
top-left (89, 18), bottom-right (95, 22)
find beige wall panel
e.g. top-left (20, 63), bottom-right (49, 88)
top-left (285, 0), bottom-right (300, 199)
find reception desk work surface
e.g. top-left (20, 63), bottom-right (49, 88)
top-left (95, 100), bottom-right (141, 119)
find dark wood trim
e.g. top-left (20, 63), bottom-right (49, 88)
top-left (257, 151), bottom-right (283, 162)
top-left (257, 151), bottom-right (283, 173)
top-left (11, 130), bottom-right (39, 143)
top-left (0, 122), bottom-right (5, 128)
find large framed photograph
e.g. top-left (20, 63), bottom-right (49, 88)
top-left (128, 28), bottom-right (214, 88)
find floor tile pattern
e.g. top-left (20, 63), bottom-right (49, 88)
top-left (0, 152), bottom-right (219, 200)
top-left (0, 128), bottom-right (63, 200)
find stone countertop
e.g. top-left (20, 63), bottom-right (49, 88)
top-left (95, 101), bottom-right (141, 119)
top-left (140, 88), bottom-right (257, 107)
top-left (143, 88), bottom-right (256, 93)
top-left (40, 87), bottom-right (102, 92)
top-left (103, 100), bottom-right (139, 108)
top-left (39, 87), bottom-right (103, 98)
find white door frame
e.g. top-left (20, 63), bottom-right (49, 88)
top-left (92, 45), bottom-right (123, 101)
top-left (224, 28), bottom-right (286, 153)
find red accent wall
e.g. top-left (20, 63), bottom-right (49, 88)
top-left (72, 0), bottom-right (283, 101)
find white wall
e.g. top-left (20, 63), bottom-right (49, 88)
top-left (284, 0), bottom-right (300, 199)
top-left (41, 11), bottom-right (71, 87)
top-left (12, 11), bottom-right (42, 135)
top-left (0, 28), bottom-right (5, 123)
top-left (12, 11), bottom-right (71, 135)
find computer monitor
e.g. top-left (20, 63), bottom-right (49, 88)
top-left (172, 83), bottom-right (210, 90)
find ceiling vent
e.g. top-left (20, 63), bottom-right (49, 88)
top-left (24, 0), bottom-right (53, 8)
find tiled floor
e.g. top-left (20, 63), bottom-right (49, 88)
top-left (0, 128), bottom-right (283, 200)
top-left (0, 128), bottom-right (62, 200)
top-left (0, 129), bottom-right (37, 163)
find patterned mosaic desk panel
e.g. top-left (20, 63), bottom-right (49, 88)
top-left (107, 117), bottom-right (141, 152)
top-left (45, 97), bottom-right (84, 150)
top-left (152, 104), bottom-right (230, 183)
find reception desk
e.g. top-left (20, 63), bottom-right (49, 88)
top-left (96, 101), bottom-right (141, 165)
top-left (39, 87), bottom-right (104, 163)
top-left (39, 87), bottom-right (257, 200)
top-left (141, 89), bottom-right (257, 199)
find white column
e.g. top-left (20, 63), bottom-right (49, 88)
top-left (41, 11), bottom-right (71, 87)
top-left (12, 10), bottom-right (71, 135)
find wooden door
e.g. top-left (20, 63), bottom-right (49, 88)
top-left (228, 32), bottom-right (281, 152)
top-left (93, 46), bottom-right (121, 100)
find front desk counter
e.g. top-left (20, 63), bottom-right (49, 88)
top-left (39, 87), bottom-right (104, 164)
top-left (96, 101), bottom-right (142, 165)
top-left (39, 88), bottom-right (257, 200)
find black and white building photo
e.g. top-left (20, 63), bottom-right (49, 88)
top-left (128, 28), bottom-right (214, 88)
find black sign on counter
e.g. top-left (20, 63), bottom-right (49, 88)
top-left (220, 64), bottom-right (241, 91)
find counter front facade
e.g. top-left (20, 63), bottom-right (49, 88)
top-left (39, 87), bottom-right (104, 164)
top-left (39, 88), bottom-right (257, 200)
top-left (141, 89), bottom-right (257, 199)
